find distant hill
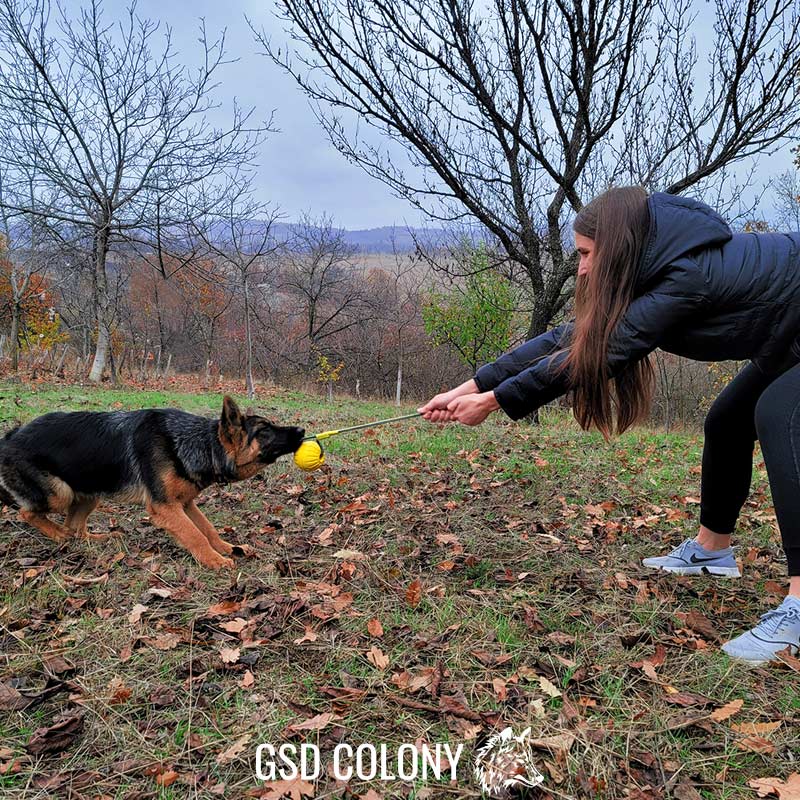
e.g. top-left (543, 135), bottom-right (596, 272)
top-left (269, 222), bottom-right (448, 253)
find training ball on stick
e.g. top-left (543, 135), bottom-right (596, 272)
top-left (294, 440), bottom-right (325, 471)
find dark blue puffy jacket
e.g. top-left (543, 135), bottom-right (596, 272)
top-left (474, 192), bottom-right (800, 420)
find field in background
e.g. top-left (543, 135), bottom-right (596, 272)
top-left (0, 383), bottom-right (797, 799)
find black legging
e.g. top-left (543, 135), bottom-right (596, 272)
top-left (701, 361), bottom-right (800, 576)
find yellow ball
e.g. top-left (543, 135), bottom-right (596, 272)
top-left (294, 440), bottom-right (325, 471)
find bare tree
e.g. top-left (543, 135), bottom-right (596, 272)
top-left (0, 0), bottom-right (268, 381)
top-left (774, 171), bottom-right (800, 232)
top-left (259, 0), bottom-right (800, 337)
top-left (279, 213), bottom-right (372, 372)
top-left (365, 244), bottom-right (429, 404)
top-left (0, 163), bottom-right (62, 371)
top-left (190, 187), bottom-right (282, 399)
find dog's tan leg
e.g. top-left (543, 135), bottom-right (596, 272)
top-left (184, 500), bottom-right (235, 556)
top-left (20, 509), bottom-right (72, 543)
top-left (147, 501), bottom-right (234, 570)
top-left (65, 498), bottom-right (106, 540)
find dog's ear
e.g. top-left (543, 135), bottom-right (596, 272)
top-left (220, 396), bottom-right (244, 443)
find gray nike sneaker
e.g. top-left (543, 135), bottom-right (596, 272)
top-left (641, 538), bottom-right (741, 577)
top-left (721, 596), bottom-right (800, 665)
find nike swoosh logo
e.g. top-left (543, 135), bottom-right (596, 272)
top-left (690, 553), bottom-right (724, 563)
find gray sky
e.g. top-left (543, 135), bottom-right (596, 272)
top-left (73, 1), bottom-right (797, 228)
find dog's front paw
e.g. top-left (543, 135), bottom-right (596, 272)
top-left (198, 551), bottom-right (235, 570)
top-left (214, 539), bottom-right (235, 555)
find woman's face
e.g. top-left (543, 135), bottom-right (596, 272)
top-left (574, 233), bottom-right (595, 277)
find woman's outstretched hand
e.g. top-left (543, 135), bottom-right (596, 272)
top-left (446, 392), bottom-right (500, 426)
top-left (419, 379), bottom-right (479, 423)
top-left (419, 379), bottom-right (500, 426)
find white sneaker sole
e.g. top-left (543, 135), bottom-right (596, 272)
top-left (721, 649), bottom-right (769, 665)
top-left (642, 563), bottom-right (741, 578)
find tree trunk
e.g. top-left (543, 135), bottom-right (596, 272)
top-left (89, 225), bottom-right (111, 383)
top-left (9, 301), bottom-right (21, 372)
top-left (395, 360), bottom-right (403, 406)
top-left (243, 270), bottom-right (255, 400)
top-left (53, 344), bottom-right (69, 377)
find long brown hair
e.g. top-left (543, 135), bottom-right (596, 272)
top-left (561, 186), bottom-right (653, 439)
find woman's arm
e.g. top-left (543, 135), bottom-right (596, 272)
top-left (493, 281), bottom-right (708, 420)
top-left (473, 322), bottom-right (573, 392)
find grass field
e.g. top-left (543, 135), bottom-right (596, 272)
top-left (0, 382), bottom-right (797, 799)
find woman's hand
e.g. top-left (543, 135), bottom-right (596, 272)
top-left (419, 379), bottom-right (478, 423)
top-left (447, 392), bottom-right (500, 426)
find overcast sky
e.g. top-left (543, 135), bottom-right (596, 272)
top-left (65, 0), bottom-right (797, 229)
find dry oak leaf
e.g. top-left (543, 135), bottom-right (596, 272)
top-left (240, 670), bottom-right (255, 689)
top-left (286, 713), bottom-right (340, 734)
top-left (709, 698), bottom-right (744, 721)
top-left (219, 647), bottom-right (240, 664)
top-left (206, 600), bottom-right (243, 617)
top-left (748, 774), bottom-right (800, 799)
top-left (155, 770), bottom-right (180, 787)
top-left (675, 610), bottom-right (719, 641)
top-left (529, 733), bottom-right (575, 757)
top-left (216, 734), bottom-right (251, 765)
top-left (366, 646), bottom-right (389, 670)
top-left (405, 579), bottom-right (422, 608)
top-left (294, 625), bottom-right (318, 645)
top-left (150, 633), bottom-right (180, 650)
top-left (128, 604), bottom-right (148, 624)
top-left (26, 711), bottom-right (84, 755)
top-left (0, 682), bottom-right (29, 711)
top-left (220, 618), bottom-right (248, 634)
top-left (736, 735), bottom-right (776, 755)
top-left (367, 618), bottom-right (384, 638)
top-left (731, 721), bottom-right (782, 735)
top-left (258, 777), bottom-right (316, 799)
top-left (539, 676), bottom-right (562, 698)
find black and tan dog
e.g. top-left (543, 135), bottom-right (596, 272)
top-left (0, 397), bottom-right (304, 569)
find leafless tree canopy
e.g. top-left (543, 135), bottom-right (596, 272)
top-left (259, 0), bottom-right (800, 337)
top-left (0, 0), bottom-right (269, 380)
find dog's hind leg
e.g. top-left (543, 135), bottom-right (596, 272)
top-left (66, 497), bottom-right (106, 539)
top-left (147, 501), bottom-right (234, 570)
top-left (183, 500), bottom-right (235, 556)
top-left (19, 510), bottom-right (73, 542)
top-left (17, 475), bottom-right (75, 542)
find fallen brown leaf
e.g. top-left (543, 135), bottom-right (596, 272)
top-left (258, 777), bottom-right (316, 799)
top-left (748, 773), bottom-right (800, 799)
top-left (216, 734), bottom-right (251, 765)
top-left (405, 579), bottom-right (422, 608)
top-left (286, 713), bottom-right (339, 734)
top-left (731, 721), bottom-right (782, 735)
top-left (366, 646), bottom-right (389, 670)
top-left (293, 625), bottom-right (318, 645)
top-left (709, 698), bottom-right (744, 721)
top-left (529, 732), bottom-right (575, 756)
top-left (26, 711), bottom-right (84, 755)
top-left (128, 604), bottom-right (148, 624)
top-left (736, 735), bottom-right (776, 755)
top-left (219, 647), bottom-right (240, 664)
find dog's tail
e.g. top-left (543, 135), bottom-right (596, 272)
top-left (0, 428), bottom-right (20, 508)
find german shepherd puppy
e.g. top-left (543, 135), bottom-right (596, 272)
top-left (0, 397), bottom-right (304, 569)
